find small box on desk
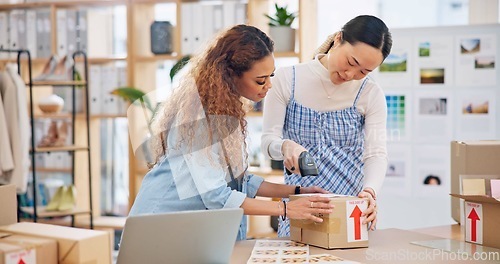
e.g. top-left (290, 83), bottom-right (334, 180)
top-left (451, 194), bottom-right (500, 249)
top-left (0, 232), bottom-right (57, 264)
top-left (0, 223), bottom-right (111, 264)
top-left (289, 194), bottom-right (369, 249)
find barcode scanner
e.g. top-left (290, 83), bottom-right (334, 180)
top-left (285, 151), bottom-right (319, 176)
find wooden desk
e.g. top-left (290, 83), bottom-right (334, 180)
top-left (232, 227), bottom-right (499, 263)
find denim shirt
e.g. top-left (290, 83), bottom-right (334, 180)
top-left (129, 145), bottom-right (264, 241)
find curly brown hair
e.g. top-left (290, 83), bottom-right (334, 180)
top-left (150, 25), bottom-right (274, 166)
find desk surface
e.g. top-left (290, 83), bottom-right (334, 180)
top-left (412, 224), bottom-right (462, 241)
top-left (232, 226), bottom-right (499, 264)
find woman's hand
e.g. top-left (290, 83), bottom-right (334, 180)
top-left (282, 140), bottom-right (307, 175)
top-left (358, 189), bottom-right (377, 231)
top-left (286, 196), bottom-right (334, 223)
top-left (300, 186), bottom-right (330, 194)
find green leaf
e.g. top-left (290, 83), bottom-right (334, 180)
top-left (265, 4), bottom-right (297, 27)
top-left (169, 55), bottom-right (191, 83)
top-left (110, 87), bottom-right (155, 113)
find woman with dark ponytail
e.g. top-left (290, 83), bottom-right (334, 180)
top-left (262, 15), bottom-right (393, 237)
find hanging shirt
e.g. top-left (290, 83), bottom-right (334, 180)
top-left (0, 75), bottom-right (14, 180)
top-left (0, 71), bottom-right (18, 184)
top-left (6, 64), bottom-right (30, 193)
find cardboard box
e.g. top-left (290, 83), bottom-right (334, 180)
top-left (491, 179), bottom-right (500, 198)
top-left (0, 223), bottom-right (111, 264)
top-left (289, 194), bottom-right (369, 249)
top-left (450, 194), bottom-right (500, 249)
top-left (0, 185), bottom-right (17, 226)
top-left (451, 141), bottom-right (500, 223)
top-left (0, 232), bottom-right (57, 264)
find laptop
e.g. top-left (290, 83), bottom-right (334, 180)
top-left (117, 208), bottom-right (243, 264)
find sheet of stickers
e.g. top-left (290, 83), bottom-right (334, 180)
top-left (247, 240), bottom-right (361, 263)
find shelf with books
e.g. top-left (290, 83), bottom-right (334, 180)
top-left (0, 0), bottom-right (132, 225)
top-left (0, 0), bottom-right (127, 10)
top-left (0, 49), bottom-right (96, 228)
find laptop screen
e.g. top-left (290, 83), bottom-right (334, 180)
top-left (117, 208), bottom-right (243, 264)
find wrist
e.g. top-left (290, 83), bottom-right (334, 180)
top-left (294, 185), bottom-right (301, 195)
top-left (281, 201), bottom-right (287, 220)
top-left (277, 201), bottom-right (284, 216)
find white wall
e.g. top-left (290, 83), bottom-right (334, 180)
top-left (316, 0), bottom-right (378, 45)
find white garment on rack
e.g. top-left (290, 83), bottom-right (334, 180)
top-left (0, 67), bottom-right (30, 194)
top-left (0, 84), bottom-right (14, 179)
top-left (7, 64), bottom-right (30, 193)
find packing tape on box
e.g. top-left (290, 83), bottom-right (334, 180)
top-left (290, 215), bottom-right (341, 233)
top-left (0, 235), bottom-right (39, 254)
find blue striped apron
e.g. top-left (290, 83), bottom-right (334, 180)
top-left (278, 66), bottom-right (368, 237)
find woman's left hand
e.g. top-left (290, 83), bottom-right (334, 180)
top-left (300, 186), bottom-right (330, 194)
top-left (358, 189), bottom-right (377, 231)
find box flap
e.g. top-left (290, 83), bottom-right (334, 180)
top-left (450, 193), bottom-right (500, 204)
top-left (454, 140), bottom-right (500, 146)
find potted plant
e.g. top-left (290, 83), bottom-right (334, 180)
top-left (264, 4), bottom-right (297, 52)
top-left (111, 54), bottom-right (191, 111)
top-left (110, 55), bottom-right (191, 164)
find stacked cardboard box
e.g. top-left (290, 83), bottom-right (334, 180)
top-left (0, 184), bottom-right (112, 263)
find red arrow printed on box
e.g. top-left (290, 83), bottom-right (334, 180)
top-left (349, 205), bottom-right (362, 240)
top-left (468, 208), bottom-right (480, 242)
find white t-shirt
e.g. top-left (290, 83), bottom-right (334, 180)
top-left (261, 55), bottom-right (387, 194)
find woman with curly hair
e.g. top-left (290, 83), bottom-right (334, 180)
top-left (128, 25), bottom-right (333, 240)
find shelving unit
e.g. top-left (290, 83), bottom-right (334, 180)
top-left (0, 49), bottom-right (94, 228)
top-left (0, 0), bottom-right (132, 231)
top-left (1, 1), bottom-right (318, 230)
